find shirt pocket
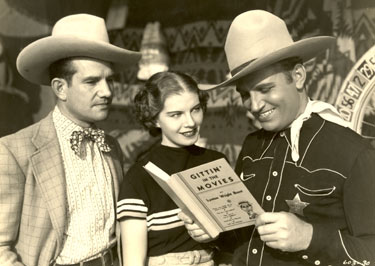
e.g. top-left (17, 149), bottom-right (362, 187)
top-left (293, 183), bottom-right (341, 219)
top-left (240, 158), bottom-right (269, 182)
top-left (295, 183), bottom-right (336, 197)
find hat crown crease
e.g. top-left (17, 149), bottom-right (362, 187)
top-left (52, 14), bottom-right (109, 43)
top-left (225, 10), bottom-right (293, 71)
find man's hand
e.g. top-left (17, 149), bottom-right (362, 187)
top-left (255, 211), bottom-right (313, 252)
top-left (178, 211), bottom-right (217, 243)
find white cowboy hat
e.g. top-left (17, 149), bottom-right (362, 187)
top-left (16, 13), bottom-right (141, 85)
top-left (201, 10), bottom-right (335, 91)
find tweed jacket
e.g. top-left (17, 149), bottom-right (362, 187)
top-left (0, 112), bottom-right (124, 266)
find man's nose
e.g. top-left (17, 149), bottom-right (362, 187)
top-left (249, 91), bottom-right (263, 113)
top-left (98, 80), bottom-right (113, 98)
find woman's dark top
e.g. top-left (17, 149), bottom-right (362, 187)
top-left (117, 144), bottom-right (226, 256)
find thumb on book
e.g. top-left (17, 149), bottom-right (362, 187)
top-left (178, 211), bottom-right (194, 224)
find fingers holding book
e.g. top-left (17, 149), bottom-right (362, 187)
top-left (178, 211), bottom-right (218, 243)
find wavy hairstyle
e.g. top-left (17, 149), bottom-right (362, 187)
top-left (134, 71), bottom-right (209, 136)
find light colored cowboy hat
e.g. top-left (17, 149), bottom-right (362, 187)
top-left (201, 10), bottom-right (335, 91)
top-left (16, 13), bottom-right (141, 85)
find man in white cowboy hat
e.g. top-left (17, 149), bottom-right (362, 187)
top-left (180, 10), bottom-right (375, 266)
top-left (0, 14), bottom-right (141, 266)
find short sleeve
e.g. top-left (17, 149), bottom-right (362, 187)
top-left (116, 164), bottom-right (148, 221)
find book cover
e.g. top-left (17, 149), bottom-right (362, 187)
top-left (143, 158), bottom-right (264, 238)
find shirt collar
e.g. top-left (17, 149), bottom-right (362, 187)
top-left (52, 106), bottom-right (85, 140)
top-left (288, 98), bottom-right (349, 162)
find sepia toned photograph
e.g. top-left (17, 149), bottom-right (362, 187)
top-left (0, 0), bottom-right (374, 265)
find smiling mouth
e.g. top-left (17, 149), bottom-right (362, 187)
top-left (258, 108), bottom-right (275, 120)
top-left (181, 128), bottom-right (198, 137)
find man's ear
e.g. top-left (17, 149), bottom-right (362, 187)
top-left (51, 78), bottom-right (68, 101)
top-left (293, 64), bottom-right (306, 90)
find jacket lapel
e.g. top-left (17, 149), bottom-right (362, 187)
top-left (29, 115), bottom-right (124, 257)
top-left (104, 151), bottom-right (122, 200)
top-left (30, 113), bottom-right (66, 250)
top-left (104, 149), bottom-right (123, 266)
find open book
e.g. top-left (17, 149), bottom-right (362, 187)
top-left (143, 158), bottom-right (264, 238)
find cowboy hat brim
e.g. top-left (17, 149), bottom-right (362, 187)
top-left (17, 36), bottom-right (142, 85)
top-left (200, 36), bottom-right (335, 91)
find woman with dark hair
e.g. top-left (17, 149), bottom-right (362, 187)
top-left (116, 71), bottom-right (226, 266)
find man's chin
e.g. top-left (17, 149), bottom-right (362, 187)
top-left (91, 112), bottom-right (109, 122)
top-left (260, 121), bottom-right (281, 132)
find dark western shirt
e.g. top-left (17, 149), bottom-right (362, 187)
top-left (233, 114), bottom-right (375, 266)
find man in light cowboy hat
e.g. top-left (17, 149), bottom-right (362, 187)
top-left (180, 10), bottom-right (375, 265)
top-left (0, 14), bottom-right (141, 266)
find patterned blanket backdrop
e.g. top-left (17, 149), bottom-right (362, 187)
top-left (97, 0), bottom-right (375, 169)
top-left (0, 2), bottom-right (372, 265)
top-left (0, 0), bottom-right (374, 169)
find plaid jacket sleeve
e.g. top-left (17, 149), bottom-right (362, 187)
top-left (0, 140), bottom-right (26, 266)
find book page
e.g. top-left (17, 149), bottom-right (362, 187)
top-left (175, 158), bottom-right (264, 231)
top-left (143, 161), bottom-right (222, 238)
